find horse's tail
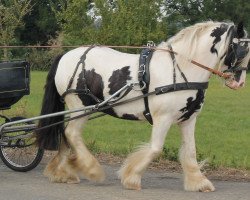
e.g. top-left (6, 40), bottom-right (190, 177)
top-left (36, 54), bottom-right (65, 150)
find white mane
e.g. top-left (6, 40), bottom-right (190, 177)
top-left (168, 21), bottom-right (222, 44)
top-left (159, 21), bottom-right (234, 68)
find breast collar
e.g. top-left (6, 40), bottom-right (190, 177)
top-left (138, 45), bottom-right (209, 125)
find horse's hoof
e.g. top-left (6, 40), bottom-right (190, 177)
top-left (85, 165), bottom-right (106, 183)
top-left (66, 176), bottom-right (81, 184)
top-left (87, 171), bottom-right (106, 183)
top-left (44, 167), bottom-right (80, 184)
top-left (124, 183), bottom-right (141, 191)
top-left (48, 175), bottom-right (80, 184)
top-left (198, 180), bottom-right (215, 192)
top-left (121, 174), bottom-right (142, 190)
top-left (184, 177), bottom-right (215, 192)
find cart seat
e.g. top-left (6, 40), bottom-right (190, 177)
top-left (0, 61), bottom-right (30, 110)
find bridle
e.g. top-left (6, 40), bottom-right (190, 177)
top-left (223, 38), bottom-right (250, 73)
top-left (224, 24), bottom-right (250, 70)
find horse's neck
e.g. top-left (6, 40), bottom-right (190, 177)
top-left (170, 31), bottom-right (225, 83)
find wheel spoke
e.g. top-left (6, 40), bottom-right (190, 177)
top-left (0, 117), bottom-right (44, 171)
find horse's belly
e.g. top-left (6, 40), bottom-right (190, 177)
top-left (102, 90), bottom-right (146, 121)
top-left (149, 89), bottom-right (206, 123)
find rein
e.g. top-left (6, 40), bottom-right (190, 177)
top-left (0, 44), bottom-right (233, 80)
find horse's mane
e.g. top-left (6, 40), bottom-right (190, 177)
top-left (159, 21), bottom-right (234, 67)
top-left (168, 21), bottom-right (222, 44)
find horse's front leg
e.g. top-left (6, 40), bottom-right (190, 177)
top-left (179, 117), bottom-right (215, 192)
top-left (119, 114), bottom-right (173, 190)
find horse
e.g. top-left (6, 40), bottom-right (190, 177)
top-left (36, 21), bottom-right (250, 192)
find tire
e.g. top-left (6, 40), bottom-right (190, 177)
top-left (0, 117), bottom-right (44, 172)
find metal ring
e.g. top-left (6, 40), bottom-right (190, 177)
top-left (132, 82), bottom-right (146, 91)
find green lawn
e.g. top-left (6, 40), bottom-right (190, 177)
top-left (2, 71), bottom-right (250, 169)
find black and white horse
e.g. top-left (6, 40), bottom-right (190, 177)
top-left (36, 21), bottom-right (250, 192)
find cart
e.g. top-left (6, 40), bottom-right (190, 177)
top-left (0, 61), bottom-right (44, 172)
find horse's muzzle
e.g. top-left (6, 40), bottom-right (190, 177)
top-left (225, 79), bottom-right (245, 90)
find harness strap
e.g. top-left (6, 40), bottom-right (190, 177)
top-left (139, 48), bottom-right (154, 125)
top-left (61, 44), bottom-right (133, 106)
top-left (61, 89), bottom-right (102, 103)
top-left (155, 82), bottom-right (209, 95)
top-left (61, 45), bottom-right (96, 102)
top-left (168, 45), bottom-right (189, 88)
top-left (108, 86), bottom-right (133, 104)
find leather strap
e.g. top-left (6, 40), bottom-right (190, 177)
top-left (168, 44), bottom-right (190, 89)
top-left (155, 82), bottom-right (209, 95)
top-left (138, 48), bottom-right (154, 125)
top-left (61, 45), bottom-right (96, 102)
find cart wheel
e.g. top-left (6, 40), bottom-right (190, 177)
top-left (0, 117), bottom-right (44, 172)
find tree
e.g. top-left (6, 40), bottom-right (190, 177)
top-left (163, 0), bottom-right (250, 36)
top-left (94, 0), bottom-right (166, 46)
top-left (19, 0), bottom-right (63, 45)
top-left (0, 0), bottom-right (32, 60)
top-left (52, 0), bottom-right (95, 45)
top-left (55, 0), bottom-right (167, 50)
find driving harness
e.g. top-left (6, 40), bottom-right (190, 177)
top-left (61, 45), bottom-right (209, 125)
top-left (136, 44), bottom-right (208, 125)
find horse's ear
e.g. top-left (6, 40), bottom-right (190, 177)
top-left (237, 21), bottom-right (244, 38)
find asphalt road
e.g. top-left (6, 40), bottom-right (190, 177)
top-left (0, 159), bottom-right (249, 200)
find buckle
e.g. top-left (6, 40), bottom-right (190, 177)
top-left (139, 64), bottom-right (145, 71)
top-left (139, 81), bottom-right (146, 90)
top-left (147, 41), bottom-right (156, 47)
top-left (138, 64), bottom-right (146, 76)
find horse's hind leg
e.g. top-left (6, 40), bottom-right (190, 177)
top-left (119, 115), bottom-right (172, 190)
top-left (44, 114), bottom-right (105, 183)
top-left (179, 118), bottom-right (215, 192)
top-left (64, 117), bottom-right (105, 182)
top-left (44, 139), bottom-right (80, 184)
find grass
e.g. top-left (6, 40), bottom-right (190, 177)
top-left (1, 71), bottom-right (250, 169)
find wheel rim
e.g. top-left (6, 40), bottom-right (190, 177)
top-left (1, 136), bottom-right (40, 168)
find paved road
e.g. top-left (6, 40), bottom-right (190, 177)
top-left (0, 159), bottom-right (249, 200)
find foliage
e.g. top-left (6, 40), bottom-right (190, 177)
top-left (56, 0), bottom-right (250, 46)
top-left (94, 0), bottom-right (166, 45)
top-left (55, 0), bottom-right (167, 52)
top-left (26, 36), bottom-right (64, 70)
top-left (0, 0), bottom-right (32, 60)
top-left (163, 0), bottom-right (250, 36)
top-left (0, 0), bottom-right (250, 67)
top-left (53, 0), bottom-right (95, 45)
top-left (19, 0), bottom-right (60, 45)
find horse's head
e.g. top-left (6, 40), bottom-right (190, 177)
top-left (221, 22), bottom-right (250, 90)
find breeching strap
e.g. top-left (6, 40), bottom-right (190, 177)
top-left (61, 45), bottom-right (97, 102)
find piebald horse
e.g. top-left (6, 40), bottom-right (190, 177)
top-left (36, 21), bottom-right (250, 192)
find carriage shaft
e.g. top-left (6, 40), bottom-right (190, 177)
top-left (0, 83), bottom-right (133, 135)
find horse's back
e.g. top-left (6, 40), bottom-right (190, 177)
top-left (55, 47), bottom-right (139, 95)
top-left (59, 46), bottom-right (139, 70)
